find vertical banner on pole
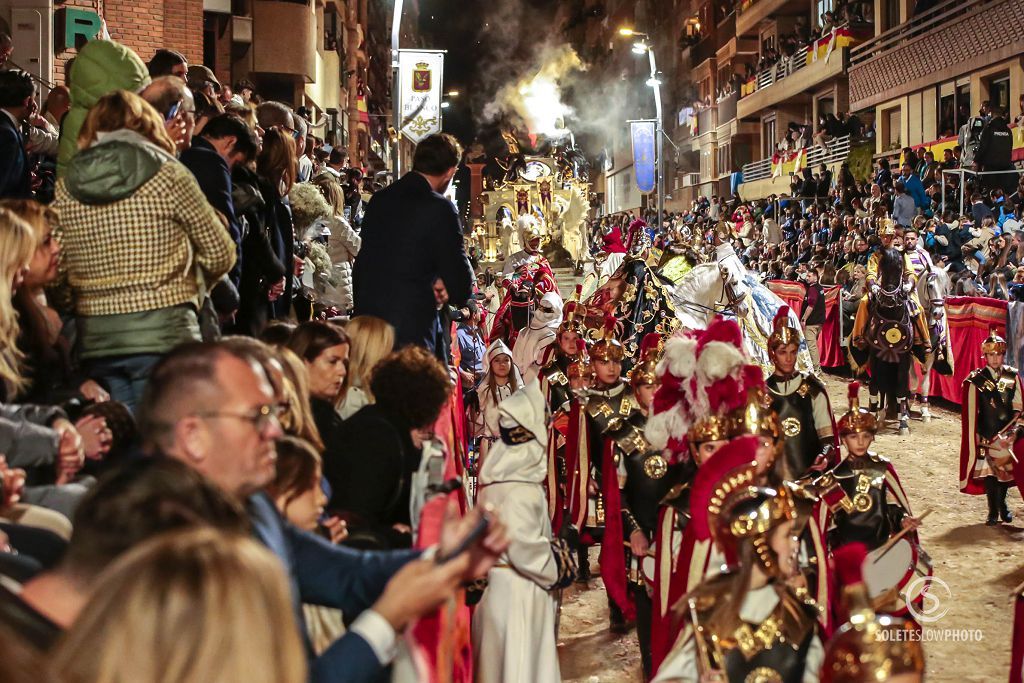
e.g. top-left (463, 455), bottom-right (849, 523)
top-left (398, 50), bottom-right (444, 143)
top-left (630, 120), bottom-right (657, 194)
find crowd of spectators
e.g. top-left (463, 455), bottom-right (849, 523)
top-left (0, 35), bottom-right (511, 683)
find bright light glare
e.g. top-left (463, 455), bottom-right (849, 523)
top-left (618, 27), bottom-right (635, 36)
top-left (646, 77), bottom-right (662, 87)
top-left (632, 42), bottom-right (648, 54)
top-left (441, 101), bottom-right (451, 108)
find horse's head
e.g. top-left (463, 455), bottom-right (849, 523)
top-left (718, 260), bottom-right (750, 318)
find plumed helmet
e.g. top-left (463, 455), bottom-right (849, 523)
top-left (767, 305), bottom-right (802, 353)
top-left (589, 313), bottom-right (624, 363)
top-left (644, 318), bottom-right (765, 462)
top-left (837, 381), bottom-right (877, 436)
top-left (981, 327), bottom-right (1007, 355)
top-left (628, 333), bottom-right (663, 389)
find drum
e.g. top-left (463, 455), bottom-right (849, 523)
top-left (863, 537), bottom-right (932, 615)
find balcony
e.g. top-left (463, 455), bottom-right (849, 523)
top-left (736, 29), bottom-right (854, 119)
top-left (687, 35), bottom-right (716, 69)
top-left (252, 0), bottom-right (317, 82)
top-left (737, 135), bottom-right (851, 199)
top-left (848, 0), bottom-right (1018, 110)
top-left (717, 92), bottom-right (737, 125)
top-left (736, 0), bottom-right (806, 37)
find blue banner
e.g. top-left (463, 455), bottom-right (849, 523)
top-left (630, 120), bottom-right (656, 195)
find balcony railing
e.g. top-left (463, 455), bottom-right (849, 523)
top-left (740, 27), bottom-right (854, 100)
top-left (717, 91), bottom-right (737, 124)
top-left (697, 107), bottom-right (717, 136)
top-left (741, 134), bottom-right (851, 182)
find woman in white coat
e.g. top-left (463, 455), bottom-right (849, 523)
top-left (472, 380), bottom-right (562, 683)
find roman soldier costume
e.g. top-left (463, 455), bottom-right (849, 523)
top-left (540, 294), bottom-right (589, 532)
top-left (815, 382), bottom-right (924, 618)
top-left (960, 329), bottom-right (1021, 524)
top-left (654, 438), bottom-right (823, 683)
top-left (615, 333), bottom-right (681, 677)
top-left (644, 319), bottom-right (778, 671)
top-left (767, 306), bottom-right (838, 480)
top-left (563, 314), bottom-right (638, 622)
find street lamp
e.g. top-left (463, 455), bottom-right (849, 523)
top-left (618, 27), bottom-right (665, 229)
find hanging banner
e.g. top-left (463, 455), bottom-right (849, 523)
top-left (398, 50), bottom-right (444, 143)
top-left (630, 120), bottom-right (657, 195)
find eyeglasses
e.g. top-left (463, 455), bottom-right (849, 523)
top-left (196, 404), bottom-right (283, 431)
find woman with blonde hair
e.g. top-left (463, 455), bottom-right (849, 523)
top-left (0, 207), bottom-right (35, 400)
top-left (2, 199), bottom-right (110, 406)
top-left (53, 90), bottom-right (235, 411)
top-left (310, 175), bottom-right (362, 314)
top-left (52, 527), bottom-right (307, 683)
top-left (337, 315), bottom-right (394, 419)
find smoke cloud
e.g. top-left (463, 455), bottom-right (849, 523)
top-left (468, 0), bottom-right (641, 151)
top-left (481, 44), bottom-right (585, 141)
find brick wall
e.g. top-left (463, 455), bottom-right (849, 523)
top-left (848, 0), bottom-right (1024, 110)
top-left (53, 0), bottom-right (204, 86)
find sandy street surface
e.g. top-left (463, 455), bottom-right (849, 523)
top-left (556, 371), bottom-right (1022, 682)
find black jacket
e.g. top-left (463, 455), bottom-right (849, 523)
top-left (316, 400), bottom-right (418, 549)
top-left (180, 138), bottom-right (241, 286)
top-left (0, 113), bottom-right (31, 199)
top-left (230, 165), bottom-right (286, 336)
top-left (352, 172), bottom-right (473, 349)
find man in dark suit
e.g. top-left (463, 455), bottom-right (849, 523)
top-left (0, 69), bottom-right (35, 199)
top-left (180, 113), bottom-right (259, 288)
top-left (353, 133), bottom-right (474, 351)
top-left (138, 342), bottom-right (507, 683)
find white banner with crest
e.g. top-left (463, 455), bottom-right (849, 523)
top-left (398, 50), bottom-right (445, 143)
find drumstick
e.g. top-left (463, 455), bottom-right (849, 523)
top-left (1010, 578), bottom-right (1024, 601)
top-left (688, 597), bottom-right (712, 678)
top-left (870, 508), bottom-right (933, 564)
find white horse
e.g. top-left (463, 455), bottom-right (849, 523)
top-left (911, 264), bottom-right (953, 421)
top-left (667, 244), bottom-right (813, 373)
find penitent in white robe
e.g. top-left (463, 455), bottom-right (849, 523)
top-left (472, 381), bottom-right (561, 683)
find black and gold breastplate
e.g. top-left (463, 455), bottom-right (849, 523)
top-left (818, 454), bottom-right (895, 550)
top-left (693, 582), bottom-right (818, 683)
top-left (767, 373), bottom-right (826, 478)
top-left (969, 366), bottom-right (1019, 440)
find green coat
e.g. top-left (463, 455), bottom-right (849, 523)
top-left (57, 39), bottom-right (150, 175)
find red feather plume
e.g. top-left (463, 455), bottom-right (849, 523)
top-left (832, 542), bottom-right (868, 588)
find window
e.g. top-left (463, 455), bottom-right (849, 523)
top-left (816, 0), bottom-right (835, 22)
top-left (881, 0), bottom-right (900, 31)
top-left (762, 118), bottom-right (776, 157)
top-left (883, 107), bottom-right (901, 150)
top-left (717, 143), bottom-right (733, 175)
top-left (987, 73), bottom-right (1010, 115)
top-left (956, 83), bottom-right (971, 129)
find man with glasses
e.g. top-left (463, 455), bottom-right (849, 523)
top-left (137, 341), bottom-right (508, 683)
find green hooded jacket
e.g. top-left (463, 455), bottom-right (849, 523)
top-left (57, 40), bottom-right (151, 175)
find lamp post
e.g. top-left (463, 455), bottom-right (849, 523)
top-left (619, 28), bottom-right (664, 228)
top-left (391, 0), bottom-right (405, 179)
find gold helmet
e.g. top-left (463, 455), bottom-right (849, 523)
top-left (727, 385), bottom-right (783, 441)
top-left (981, 327), bottom-right (1007, 355)
top-left (767, 305), bottom-right (802, 353)
top-left (566, 339), bottom-right (591, 382)
top-left (837, 381), bottom-right (877, 436)
top-left (821, 543), bottom-right (926, 683)
top-left (589, 313), bottom-right (624, 363)
top-left (877, 218), bottom-right (897, 237)
top-left (629, 333), bottom-right (663, 389)
top-left (691, 437), bottom-right (796, 573)
top-left (559, 285), bottom-right (587, 337)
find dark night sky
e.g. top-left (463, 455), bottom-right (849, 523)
top-left (416, 0), bottom-right (561, 144)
